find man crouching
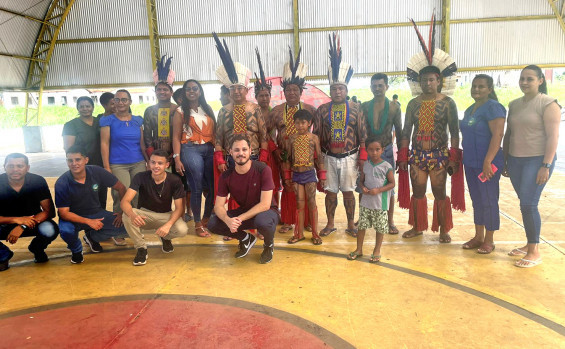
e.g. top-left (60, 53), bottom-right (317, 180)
top-left (121, 150), bottom-right (188, 266)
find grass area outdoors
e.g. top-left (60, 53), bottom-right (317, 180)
top-left (1, 81), bottom-right (564, 129)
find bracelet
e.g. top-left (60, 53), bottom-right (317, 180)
top-left (318, 170), bottom-right (327, 180)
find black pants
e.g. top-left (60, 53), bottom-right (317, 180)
top-left (0, 220), bottom-right (59, 261)
top-left (208, 208), bottom-right (279, 245)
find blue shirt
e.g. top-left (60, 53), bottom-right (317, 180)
top-left (99, 114), bottom-right (145, 164)
top-left (55, 165), bottom-right (118, 216)
top-left (460, 99), bottom-right (506, 169)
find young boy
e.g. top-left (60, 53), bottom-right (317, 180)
top-left (283, 110), bottom-right (326, 245)
top-left (347, 137), bottom-right (395, 262)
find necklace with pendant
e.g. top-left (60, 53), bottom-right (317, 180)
top-left (155, 178), bottom-right (166, 197)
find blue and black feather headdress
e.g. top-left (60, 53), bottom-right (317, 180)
top-left (254, 47), bottom-right (272, 96)
top-left (153, 55), bottom-right (175, 87)
top-left (282, 46), bottom-right (307, 91)
top-left (213, 32), bottom-right (252, 87)
top-left (327, 33), bottom-right (353, 86)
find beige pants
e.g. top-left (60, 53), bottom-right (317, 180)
top-left (123, 208), bottom-right (188, 249)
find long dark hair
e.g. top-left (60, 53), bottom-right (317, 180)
top-left (181, 79), bottom-right (216, 124)
top-left (473, 74), bottom-right (498, 101)
top-left (522, 65), bottom-right (548, 94)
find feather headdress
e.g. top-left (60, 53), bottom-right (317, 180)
top-left (254, 47), bottom-right (272, 96)
top-left (152, 55), bottom-right (175, 87)
top-left (327, 33), bottom-right (354, 86)
top-left (282, 46), bottom-right (307, 90)
top-left (213, 32), bottom-right (252, 88)
top-left (406, 11), bottom-right (457, 96)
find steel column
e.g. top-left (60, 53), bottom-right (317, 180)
top-left (145, 0), bottom-right (161, 70)
top-left (441, 0), bottom-right (451, 53)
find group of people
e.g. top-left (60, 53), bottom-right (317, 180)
top-left (0, 19), bottom-right (560, 270)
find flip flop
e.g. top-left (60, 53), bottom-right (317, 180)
top-left (508, 248), bottom-right (527, 256)
top-left (320, 227), bottom-right (337, 237)
top-left (462, 239), bottom-right (483, 250)
top-left (345, 229), bottom-right (358, 238)
top-left (515, 258), bottom-right (542, 268)
top-left (477, 244), bottom-right (495, 254)
top-left (279, 225), bottom-right (293, 234)
top-left (287, 236), bottom-right (305, 244)
top-left (369, 254), bottom-right (381, 263)
top-left (388, 225), bottom-right (399, 235)
top-left (402, 230), bottom-right (423, 239)
top-left (347, 251), bottom-right (363, 260)
top-left (311, 237), bottom-right (323, 245)
top-left (439, 234), bottom-right (452, 243)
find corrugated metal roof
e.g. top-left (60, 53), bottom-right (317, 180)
top-left (157, 0), bottom-right (292, 35)
top-left (0, 16), bottom-right (41, 56)
top-left (0, 56), bottom-right (29, 89)
top-left (1, 0), bottom-right (50, 19)
top-left (451, 0), bottom-right (552, 19)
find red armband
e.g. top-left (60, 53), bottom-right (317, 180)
top-left (397, 147), bottom-right (409, 162)
top-left (359, 147), bottom-right (368, 161)
top-left (267, 140), bottom-right (278, 152)
top-left (214, 151), bottom-right (226, 165)
top-left (449, 147), bottom-right (462, 162)
top-left (259, 148), bottom-right (269, 162)
top-left (318, 170), bottom-right (327, 180)
top-left (284, 170), bottom-right (292, 180)
top-left (145, 146), bottom-right (154, 158)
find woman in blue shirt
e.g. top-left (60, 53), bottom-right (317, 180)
top-left (460, 75), bottom-right (506, 254)
top-left (100, 89), bottom-right (149, 217)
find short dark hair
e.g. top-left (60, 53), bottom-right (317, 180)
top-left (392, 94), bottom-right (398, 99)
top-left (220, 85), bottom-right (230, 95)
top-left (100, 92), bottom-right (114, 106)
top-left (155, 81), bottom-right (173, 92)
top-left (419, 66), bottom-right (441, 78)
top-left (173, 88), bottom-right (184, 105)
top-left (293, 109), bottom-right (313, 122)
top-left (370, 73), bottom-right (388, 85)
top-left (230, 134), bottom-right (251, 149)
top-left (151, 149), bottom-right (170, 160)
top-left (365, 136), bottom-right (383, 148)
top-left (4, 153), bottom-right (29, 166)
top-left (76, 96), bottom-right (94, 110)
top-left (66, 145), bottom-right (88, 157)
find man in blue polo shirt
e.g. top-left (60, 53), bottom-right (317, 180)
top-left (0, 153), bottom-right (59, 271)
top-left (55, 145), bottom-right (127, 264)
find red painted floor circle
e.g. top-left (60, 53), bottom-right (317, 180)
top-left (0, 299), bottom-right (332, 348)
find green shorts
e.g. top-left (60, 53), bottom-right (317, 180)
top-left (358, 206), bottom-right (388, 234)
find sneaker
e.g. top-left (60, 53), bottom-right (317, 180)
top-left (260, 244), bottom-right (274, 264)
top-left (83, 231), bottom-right (103, 253)
top-left (71, 252), bottom-right (84, 264)
top-left (28, 244), bottom-right (49, 263)
top-left (112, 237), bottom-right (127, 246)
top-left (160, 237), bottom-right (174, 253)
top-left (0, 250), bottom-right (14, 271)
top-left (235, 233), bottom-right (257, 258)
top-left (133, 248), bottom-right (147, 266)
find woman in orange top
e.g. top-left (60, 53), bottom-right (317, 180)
top-left (172, 80), bottom-right (216, 237)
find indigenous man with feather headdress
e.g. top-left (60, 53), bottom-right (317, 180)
top-left (267, 47), bottom-right (316, 235)
top-left (314, 33), bottom-right (367, 239)
top-left (397, 13), bottom-right (464, 243)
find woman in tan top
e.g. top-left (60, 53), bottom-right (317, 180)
top-left (503, 65), bottom-right (561, 268)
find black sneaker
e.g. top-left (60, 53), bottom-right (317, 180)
top-left (133, 248), bottom-right (147, 266)
top-left (160, 237), bottom-right (174, 253)
top-left (260, 244), bottom-right (274, 264)
top-left (71, 252), bottom-right (84, 264)
top-left (28, 244), bottom-right (49, 263)
top-left (235, 233), bottom-right (257, 258)
top-left (0, 250), bottom-right (14, 272)
top-left (83, 231), bottom-right (103, 253)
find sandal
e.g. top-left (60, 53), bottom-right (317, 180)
top-left (311, 237), bottom-right (322, 245)
top-left (304, 225), bottom-right (312, 232)
top-left (477, 244), bottom-right (495, 254)
top-left (369, 254), bottom-right (381, 263)
top-left (388, 225), bottom-right (399, 235)
top-left (319, 227), bottom-right (337, 237)
top-left (402, 230), bottom-right (423, 239)
top-left (439, 234), bottom-right (452, 243)
top-left (345, 229), bottom-right (358, 238)
top-left (279, 224), bottom-right (293, 234)
top-left (462, 238), bottom-right (483, 250)
top-left (508, 248), bottom-right (527, 256)
top-left (347, 251), bottom-right (363, 260)
top-left (195, 226), bottom-right (211, 238)
top-left (287, 236), bottom-right (305, 244)
top-left (515, 258), bottom-right (542, 268)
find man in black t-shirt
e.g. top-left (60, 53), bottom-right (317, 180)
top-left (55, 146), bottom-right (128, 264)
top-left (0, 153), bottom-right (59, 271)
top-left (121, 150), bottom-right (188, 266)
top-left (208, 135), bottom-right (279, 264)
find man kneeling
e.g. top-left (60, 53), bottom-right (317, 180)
top-left (207, 135), bottom-right (279, 264)
top-left (121, 150), bottom-right (188, 266)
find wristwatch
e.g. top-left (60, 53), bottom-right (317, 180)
top-left (541, 163), bottom-right (551, 168)
top-left (20, 224), bottom-right (28, 230)
top-left (172, 153), bottom-right (180, 159)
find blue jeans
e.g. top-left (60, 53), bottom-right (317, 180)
top-left (59, 210), bottom-right (127, 253)
top-left (507, 155), bottom-right (556, 243)
top-left (0, 220), bottom-right (59, 261)
top-left (181, 142), bottom-right (214, 222)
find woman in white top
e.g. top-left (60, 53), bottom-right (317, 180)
top-left (503, 65), bottom-right (561, 268)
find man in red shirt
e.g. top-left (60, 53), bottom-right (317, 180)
top-left (207, 135), bottom-right (279, 264)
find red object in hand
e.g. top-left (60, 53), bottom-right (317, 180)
top-left (214, 151), bottom-right (226, 165)
top-left (478, 164), bottom-right (498, 182)
top-left (259, 148), bottom-right (269, 162)
top-left (359, 147), bottom-right (368, 161)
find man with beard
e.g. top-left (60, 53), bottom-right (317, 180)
top-left (207, 135), bottom-right (279, 264)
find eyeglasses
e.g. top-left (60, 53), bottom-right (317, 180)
top-left (185, 86), bottom-right (199, 92)
top-left (113, 98), bottom-right (130, 103)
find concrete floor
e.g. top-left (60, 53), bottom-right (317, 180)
top-left (0, 154), bottom-right (564, 348)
